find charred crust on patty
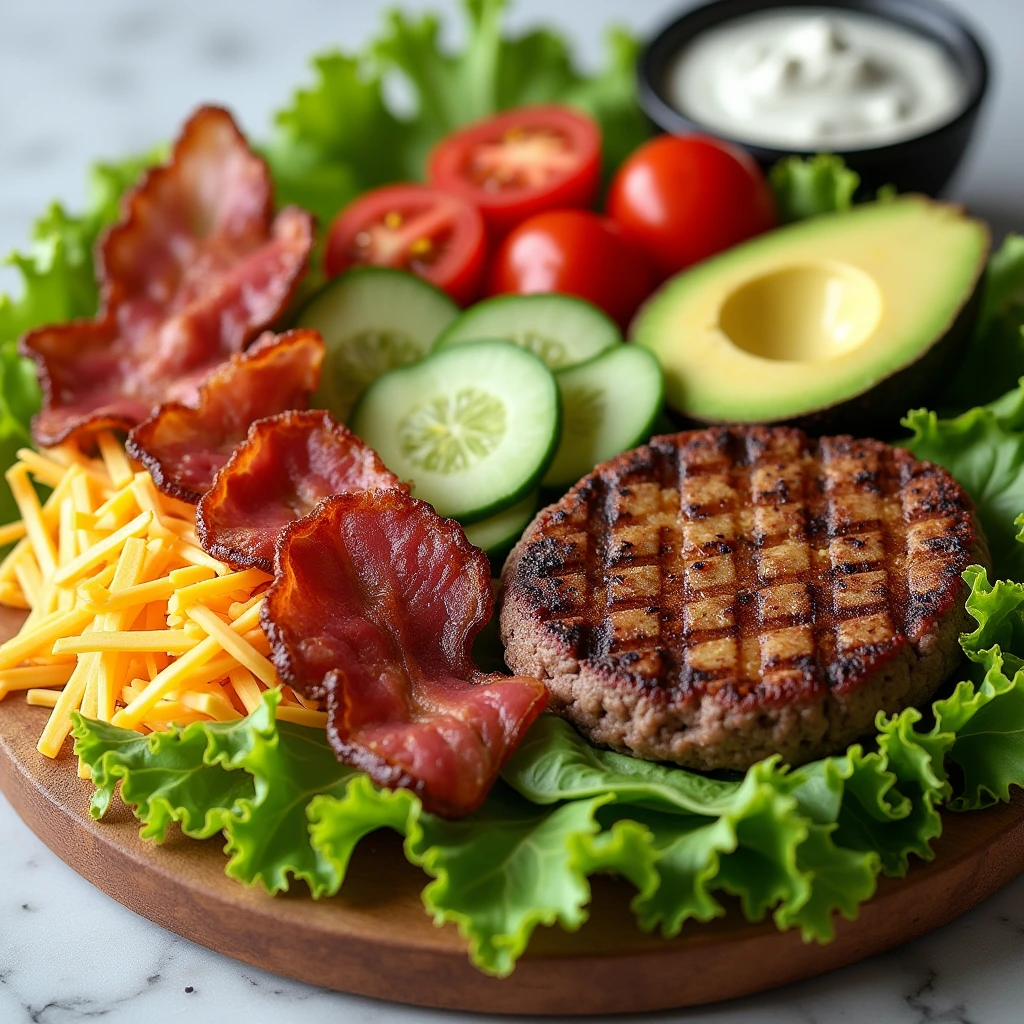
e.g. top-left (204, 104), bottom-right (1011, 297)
top-left (500, 425), bottom-right (990, 771)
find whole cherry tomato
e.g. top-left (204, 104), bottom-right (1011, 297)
top-left (428, 105), bottom-right (601, 238)
top-left (325, 183), bottom-right (486, 305)
top-left (606, 134), bottom-right (776, 280)
top-left (487, 209), bottom-right (655, 328)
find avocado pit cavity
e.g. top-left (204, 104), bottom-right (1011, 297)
top-left (718, 262), bottom-right (882, 362)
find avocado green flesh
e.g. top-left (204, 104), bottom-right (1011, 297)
top-left (632, 197), bottom-right (988, 424)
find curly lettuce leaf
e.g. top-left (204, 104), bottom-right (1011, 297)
top-left (506, 719), bottom-right (815, 932)
top-left (558, 29), bottom-right (651, 178)
top-left (505, 720), bottom-right (857, 942)
top-left (414, 788), bottom-right (613, 977)
top-left (960, 562), bottom-right (1024, 659)
top-left (903, 382), bottom-right (1024, 580)
top-left (0, 147), bottom-right (161, 519)
top-left (310, 775), bottom-right (648, 978)
top-left (769, 154), bottom-right (860, 223)
top-left (373, 0), bottom-right (554, 141)
top-left (779, 823), bottom-right (878, 941)
top-left (792, 747), bottom-right (916, 877)
top-left (75, 692), bottom-right (353, 897)
top-left (71, 709), bottom-right (258, 842)
top-left (926, 567), bottom-right (1024, 809)
top-left (685, 766), bottom-right (809, 925)
top-left (307, 772), bottom-right (421, 879)
top-left (623, 809), bottom-right (734, 934)
top-left (0, 150), bottom-right (163, 351)
top-left (756, 764), bottom-right (879, 941)
top-left (268, 52), bottom-right (407, 226)
top-left (208, 704), bottom-right (353, 896)
top-left (71, 552), bottom-right (1024, 979)
top-left (938, 643), bottom-right (1024, 809)
top-left (871, 708), bottom-right (949, 864)
top-left (980, 233), bottom-right (1024, 335)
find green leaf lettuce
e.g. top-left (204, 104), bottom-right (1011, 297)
top-left (769, 154), bottom-right (860, 223)
top-left (269, 0), bottom-right (651, 225)
top-left (74, 548), bottom-right (1024, 979)
top-left (903, 380), bottom-right (1024, 580)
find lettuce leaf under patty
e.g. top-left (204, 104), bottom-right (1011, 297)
top-left (72, 553), bottom-right (1024, 977)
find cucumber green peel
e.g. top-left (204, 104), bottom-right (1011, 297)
top-left (433, 293), bottom-right (622, 370)
top-left (300, 267), bottom-right (459, 422)
top-left (464, 490), bottom-right (538, 557)
top-left (544, 343), bottom-right (664, 489)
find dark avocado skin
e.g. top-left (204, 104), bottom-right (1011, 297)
top-left (659, 262), bottom-right (986, 440)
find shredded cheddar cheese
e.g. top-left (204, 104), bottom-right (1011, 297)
top-left (0, 433), bottom-right (328, 769)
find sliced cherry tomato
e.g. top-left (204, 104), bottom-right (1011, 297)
top-left (428, 105), bottom-right (602, 238)
top-left (324, 183), bottom-right (486, 305)
top-left (607, 134), bottom-right (776, 280)
top-left (487, 209), bottom-right (655, 329)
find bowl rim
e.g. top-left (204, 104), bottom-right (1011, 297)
top-left (637, 0), bottom-right (992, 158)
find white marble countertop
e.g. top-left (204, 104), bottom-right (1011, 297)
top-left (2, 1), bottom-right (1023, 1022)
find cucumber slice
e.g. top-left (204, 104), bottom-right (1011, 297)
top-left (298, 267), bottom-right (458, 421)
top-left (543, 344), bottom-right (664, 489)
top-left (433, 294), bottom-right (621, 370)
top-left (351, 340), bottom-right (560, 522)
top-left (464, 491), bottom-right (538, 557)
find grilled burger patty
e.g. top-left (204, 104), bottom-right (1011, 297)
top-left (500, 426), bottom-right (989, 771)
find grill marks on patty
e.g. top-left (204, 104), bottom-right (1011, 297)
top-left (506, 426), bottom-right (976, 717)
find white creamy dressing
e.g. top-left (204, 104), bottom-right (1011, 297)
top-left (667, 8), bottom-right (967, 150)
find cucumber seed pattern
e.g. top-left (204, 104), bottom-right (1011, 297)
top-left (398, 388), bottom-right (507, 473)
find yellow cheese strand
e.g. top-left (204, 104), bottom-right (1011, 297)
top-left (0, 440), bottom-right (331, 749)
top-left (52, 510), bottom-right (153, 586)
top-left (6, 464), bottom-right (57, 578)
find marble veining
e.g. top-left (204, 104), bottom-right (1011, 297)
top-left (2, 1), bottom-right (1024, 1022)
top-left (3, 786), bottom-right (1024, 1023)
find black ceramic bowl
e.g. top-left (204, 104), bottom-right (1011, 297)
top-left (637, 0), bottom-right (990, 196)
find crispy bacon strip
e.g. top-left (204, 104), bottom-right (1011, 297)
top-left (21, 106), bottom-right (314, 447)
top-left (262, 490), bottom-right (548, 818)
top-left (195, 409), bottom-right (403, 571)
top-left (126, 329), bottom-right (325, 503)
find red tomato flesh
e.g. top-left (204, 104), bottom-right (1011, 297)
top-left (488, 209), bottom-right (654, 329)
top-left (429, 105), bottom-right (602, 238)
top-left (607, 134), bottom-right (776, 280)
top-left (324, 184), bottom-right (486, 305)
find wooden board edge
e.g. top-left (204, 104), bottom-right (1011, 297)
top-left (3, 696), bottom-right (1024, 1016)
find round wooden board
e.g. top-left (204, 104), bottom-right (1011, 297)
top-left (1, 607), bottom-right (1023, 1017)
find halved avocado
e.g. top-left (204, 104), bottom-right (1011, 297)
top-left (632, 197), bottom-right (989, 433)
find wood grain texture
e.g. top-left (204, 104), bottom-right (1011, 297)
top-left (1, 604), bottom-right (1023, 1016)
